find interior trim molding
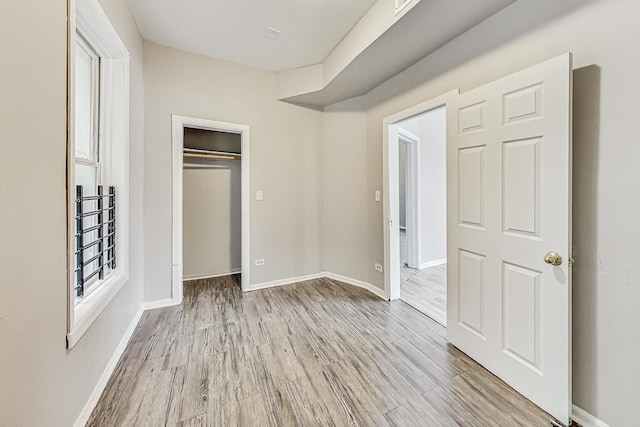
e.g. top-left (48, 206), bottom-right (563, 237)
top-left (171, 115), bottom-right (251, 304)
top-left (420, 259), bottom-right (447, 270)
top-left (249, 273), bottom-right (325, 291)
top-left (73, 305), bottom-right (144, 427)
top-left (383, 89), bottom-right (459, 302)
top-left (324, 272), bottom-right (387, 300)
top-left (142, 298), bottom-right (180, 311)
top-left (183, 270), bottom-right (242, 282)
top-left (249, 272), bottom-right (387, 301)
top-left (398, 128), bottom-right (422, 270)
top-left (572, 405), bottom-right (610, 427)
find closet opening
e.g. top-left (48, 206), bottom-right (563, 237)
top-left (171, 116), bottom-right (250, 304)
top-left (182, 128), bottom-right (242, 289)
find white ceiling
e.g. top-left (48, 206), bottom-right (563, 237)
top-left (127, 0), bottom-right (377, 72)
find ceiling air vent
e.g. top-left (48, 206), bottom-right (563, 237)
top-left (395, 0), bottom-right (413, 15)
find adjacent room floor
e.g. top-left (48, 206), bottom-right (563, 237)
top-left (399, 229), bottom-right (447, 327)
top-left (88, 275), bottom-right (552, 426)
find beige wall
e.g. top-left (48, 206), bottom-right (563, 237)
top-left (322, 0), bottom-right (640, 424)
top-left (322, 99), bottom-right (369, 280)
top-left (143, 42), bottom-right (324, 300)
top-left (0, 0), bottom-right (145, 425)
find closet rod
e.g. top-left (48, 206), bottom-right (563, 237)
top-left (183, 152), bottom-right (240, 161)
top-left (183, 148), bottom-right (242, 157)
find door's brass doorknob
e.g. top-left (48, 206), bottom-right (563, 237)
top-left (544, 252), bottom-right (563, 266)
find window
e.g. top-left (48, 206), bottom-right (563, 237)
top-left (74, 33), bottom-right (113, 299)
top-left (68, 0), bottom-right (130, 348)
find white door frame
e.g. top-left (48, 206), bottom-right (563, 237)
top-left (398, 128), bottom-right (421, 269)
top-left (171, 115), bottom-right (251, 304)
top-left (383, 89), bottom-right (458, 300)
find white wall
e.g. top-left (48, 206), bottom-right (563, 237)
top-left (322, 0), bottom-right (640, 424)
top-left (143, 42), bottom-right (324, 300)
top-left (0, 0), bottom-right (145, 424)
top-left (398, 141), bottom-right (407, 228)
top-left (398, 107), bottom-right (447, 266)
top-left (183, 159), bottom-right (241, 278)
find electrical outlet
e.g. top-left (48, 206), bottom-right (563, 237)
top-left (255, 259), bottom-right (265, 266)
top-left (375, 263), bottom-right (383, 273)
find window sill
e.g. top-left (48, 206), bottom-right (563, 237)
top-left (67, 270), bottom-right (129, 349)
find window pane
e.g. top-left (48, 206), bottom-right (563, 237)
top-left (75, 163), bottom-right (97, 196)
top-left (75, 40), bottom-right (96, 161)
top-left (75, 163), bottom-right (98, 262)
top-left (75, 163), bottom-right (97, 292)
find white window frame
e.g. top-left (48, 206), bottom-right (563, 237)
top-left (74, 32), bottom-right (107, 299)
top-left (67, 0), bottom-right (130, 348)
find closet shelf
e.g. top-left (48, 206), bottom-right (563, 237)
top-left (183, 148), bottom-right (241, 161)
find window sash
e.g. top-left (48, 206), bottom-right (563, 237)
top-left (74, 31), bottom-right (111, 303)
top-left (74, 33), bottom-right (101, 163)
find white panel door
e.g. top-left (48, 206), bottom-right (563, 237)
top-left (447, 53), bottom-right (572, 424)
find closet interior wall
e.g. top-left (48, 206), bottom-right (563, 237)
top-left (182, 128), bottom-right (241, 280)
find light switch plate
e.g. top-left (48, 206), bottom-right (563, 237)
top-left (375, 190), bottom-right (381, 202)
top-left (256, 190), bottom-right (264, 201)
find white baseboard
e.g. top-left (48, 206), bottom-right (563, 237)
top-left (248, 271), bottom-right (387, 300)
top-left (324, 272), bottom-right (387, 300)
top-left (572, 405), bottom-right (610, 427)
top-left (74, 305), bottom-right (144, 427)
top-left (420, 258), bottom-right (447, 270)
top-left (183, 269), bottom-right (241, 281)
top-left (249, 272), bottom-right (325, 291)
top-left (142, 298), bottom-right (179, 311)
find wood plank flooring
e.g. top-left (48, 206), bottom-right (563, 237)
top-left (400, 264), bottom-right (447, 327)
top-left (88, 275), bottom-right (553, 426)
top-left (399, 229), bottom-right (448, 326)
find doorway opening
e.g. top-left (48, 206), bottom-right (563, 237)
top-left (182, 127), bottom-right (241, 288)
top-left (397, 107), bottom-right (447, 326)
top-left (171, 116), bottom-right (250, 305)
top-left (383, 90), bottom-right (457, 327)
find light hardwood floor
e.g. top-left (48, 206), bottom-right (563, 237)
top-left (400, 264), bottom-right (447, 327)
top-left (399, 229), bottom-right (448, 326)
top-left (88, 275), bottom-right (554, 426)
